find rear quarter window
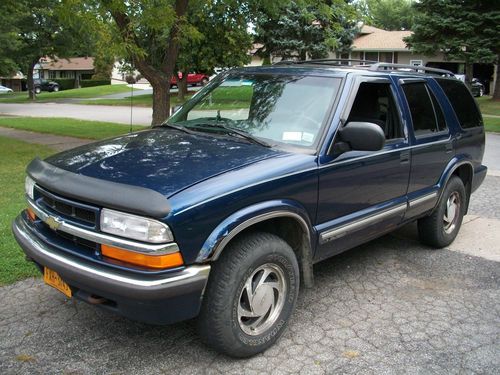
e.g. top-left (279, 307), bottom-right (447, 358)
top-left (435, 78), bottom-right (483, 129)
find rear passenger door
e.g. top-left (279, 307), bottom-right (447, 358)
top-left (399, 79), bottom-right (452, 217)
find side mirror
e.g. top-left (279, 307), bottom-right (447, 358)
top-left (339, 121), bottom-right (385, 151)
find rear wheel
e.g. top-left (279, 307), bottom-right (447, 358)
top-left (34, 87), bottom-right (41, 94)
top-left (201, 77), bottom-right (209, 86)
top-left (197, 232), bottom-right (299, 357)
top-left (418, 176), bottom-right (466, 248)
top-left (52, 86), bottom-right (59, 92)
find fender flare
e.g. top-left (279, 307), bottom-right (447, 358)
top-left (196, 200), bottom-right (315, 287)
top-left (435, 156), bottom-right (474, 210)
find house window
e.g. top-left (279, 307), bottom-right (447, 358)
top-left (336, 52), bottom-right (350, 65)
top-left (60, 71), bottom-right (66, 78)
top-left (380, 52), bottom-right (393, 63)
top-left (364, 52), bottom-right (378, 62)
top-left (49, 71), bottom-right (56, 79)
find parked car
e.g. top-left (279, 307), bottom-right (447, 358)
top-left (33, 79), bottom-right (60, 94)
top-left (170, 72), bottom-right (209, 88)
top-left (471, 78), bottom-right (485, 97)
top-left (454, 75), bottom-right (485, 97)
top-left (0, 85), bottom-right (13, 94)
top-left (14, 61), bottom-right (486, 358)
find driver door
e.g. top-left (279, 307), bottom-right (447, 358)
top-left (315, 77), bottom-right (410, 261)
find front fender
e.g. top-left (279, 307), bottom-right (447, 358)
top-left (195, 199), bottom-right (315, 263)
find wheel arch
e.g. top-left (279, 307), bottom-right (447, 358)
top-left (437, 157), bottom-right (474, 213)
top-left (196, 200), bottom-right (315, 288)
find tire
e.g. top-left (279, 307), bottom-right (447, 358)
top-left (479, 87), bottom-right (484, 97)
top-left (34, 87), bottom-right (41, 94)
top-left (418, 176), bottom-right (466, 248)
top-left (198, 232), bottom-right (300, 357)
top-left (52, 86), bottom-right (59, 92)
top-left (201, 77), bottom-right (209, 86)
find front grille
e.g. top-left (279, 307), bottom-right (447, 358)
top-left (56, 230), bottom-right (99, 252)
top-left (35, 187), bottom-right (98, 227)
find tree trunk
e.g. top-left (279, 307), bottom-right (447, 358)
top-left (150, 78), bottom-right (171, 126)
top-left (177, 71), bottom-right (188, 101)
top-left (465, 61), bottom-right (473, 88)
top-left (27, 58), bottom-right (39, 101)
top-left (493, 58), bottom-right (500, 101)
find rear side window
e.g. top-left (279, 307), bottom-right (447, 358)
top-left (436, 78), bottom-right (482, 129)
top-left (402, 82), bottom-right (445, 136)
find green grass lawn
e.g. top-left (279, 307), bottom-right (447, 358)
top-left (477, 96), bottom-right (500, 116)
top-left (484, 117), bottom-right (500, 133)
top-left (0, 137), bottom-right (53, 285)
top-left (0, 85), bottom-right (139, 103)
top-left (0, 117), bottom-right (143, 140)
top-left (80, 92), bottom-right (195, 107)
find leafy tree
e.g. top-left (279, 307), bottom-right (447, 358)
top-left (174, 1), bottom-right (253, 100)
top-left (0, 0), bottom-right (94, 99)
top-left (359, 0), bottom-right (415, 31)
top-left (254, 0), bottom-right (358, 61)
top-left (405, 0), bottom-right (500, 98)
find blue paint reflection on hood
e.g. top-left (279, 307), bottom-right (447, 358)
top-left (45, 128), bottom-right (285, 197)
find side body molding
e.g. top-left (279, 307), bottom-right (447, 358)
top-left (196, 200), bottom-right (315, 287)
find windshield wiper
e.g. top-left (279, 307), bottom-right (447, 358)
top-left (159, 122), bottom-right (196, 134)
top-left (190, 122), bottom-right (272, 148)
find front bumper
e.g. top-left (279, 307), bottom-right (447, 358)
top-left (12, 214), bottom-right (210, 325)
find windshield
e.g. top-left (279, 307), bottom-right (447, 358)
top-left (168, 73), bottom-right (341, 149)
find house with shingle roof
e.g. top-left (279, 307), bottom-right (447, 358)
top-left (35, 57), bottom-right (95, 81)
top-left (330, 25), bottom-right (495, 94)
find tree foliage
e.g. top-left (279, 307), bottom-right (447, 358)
top-left (405, 0), bottom-right (500, 97)
top-left (254, 0), bottom-right (358, 61)
top-left (358, 0), bottom-right (415, 31)
top-left (0, 0), bottom-right (95, 98)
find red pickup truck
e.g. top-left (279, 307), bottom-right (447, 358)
top-left (170, 72), bottom-right (209, 88)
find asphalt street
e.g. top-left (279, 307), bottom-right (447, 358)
top-left (0, 103), bottom-right (153, 125)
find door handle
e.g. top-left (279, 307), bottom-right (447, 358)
top-left (400, 150), bottom-right (410, 164)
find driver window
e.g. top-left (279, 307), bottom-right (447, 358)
top-left (347, 82), bottom-right (402, 140)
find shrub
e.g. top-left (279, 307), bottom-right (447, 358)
top-left (81, 79), bottom-right (111, 88)
top-left (53, 79), bottom-right (75, 90)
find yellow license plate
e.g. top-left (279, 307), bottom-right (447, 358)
top-left (44, 267), bottom-right (72, 298)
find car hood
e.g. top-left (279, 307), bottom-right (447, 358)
top-left (45, 128), bottom-right (285, 197)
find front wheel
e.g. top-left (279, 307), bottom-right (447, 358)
top-left (418, 176), bottom-right (466, 248)
top-left (52, 86), bottom-right (59, 92)
top-left (197, 232), bottom-right (299, 357)
top-left (201, 77), bottom-right (209, 86)
top-left (34, 87), bottom-right (41, 94)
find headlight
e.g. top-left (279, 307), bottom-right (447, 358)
top-left (100, 208), bottom-right (173, 243)
top-left (25, 176), bottom-right (35, 200)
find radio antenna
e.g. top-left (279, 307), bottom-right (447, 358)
top-left (129, 78), bottom-right (133, 133)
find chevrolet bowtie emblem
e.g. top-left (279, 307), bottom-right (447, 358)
top-left (45, 216), bottom-right (62, 231)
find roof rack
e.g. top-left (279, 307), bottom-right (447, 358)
top-left (273, 58), bottom-right (378, 66)
top-left (368, 63), bottom-right (454, 77)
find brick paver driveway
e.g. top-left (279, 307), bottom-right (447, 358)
top-left (1, 176), bottom-right (499, 374)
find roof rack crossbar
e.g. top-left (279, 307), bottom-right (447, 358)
top-left (369, 63), bottom-right (454, 76)
top-left (273, 58), bottom-right (378, 66)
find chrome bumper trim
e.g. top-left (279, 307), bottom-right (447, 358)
top-left (14, 215), bottom-right (210, 288)
top-left (28, 199), bottom-right (178, 255)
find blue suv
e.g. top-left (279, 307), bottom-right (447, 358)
top-left (13, 61), bottom-right (487, 357)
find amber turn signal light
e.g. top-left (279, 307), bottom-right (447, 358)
top-left (101, 244), bottom-right (184, 269)
top-left (26, 208), bottom-right (36, 221)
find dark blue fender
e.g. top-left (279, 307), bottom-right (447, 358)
top-left (195, 199), bottom-right (316, 286)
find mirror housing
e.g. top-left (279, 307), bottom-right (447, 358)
top-left (339, 121), bottom-right (385, 151)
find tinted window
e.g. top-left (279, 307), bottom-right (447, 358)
top-left (428, 88), bottom-right (447, 132)
top-left (402, 83), bottom-right (441, 136)
top-left (347, 82), bottom-right (402, 140)
top-left (436, 78), bottom-right (482, 129)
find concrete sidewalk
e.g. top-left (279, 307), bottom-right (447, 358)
top-left (0, 127), bottom-right (92, 152)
